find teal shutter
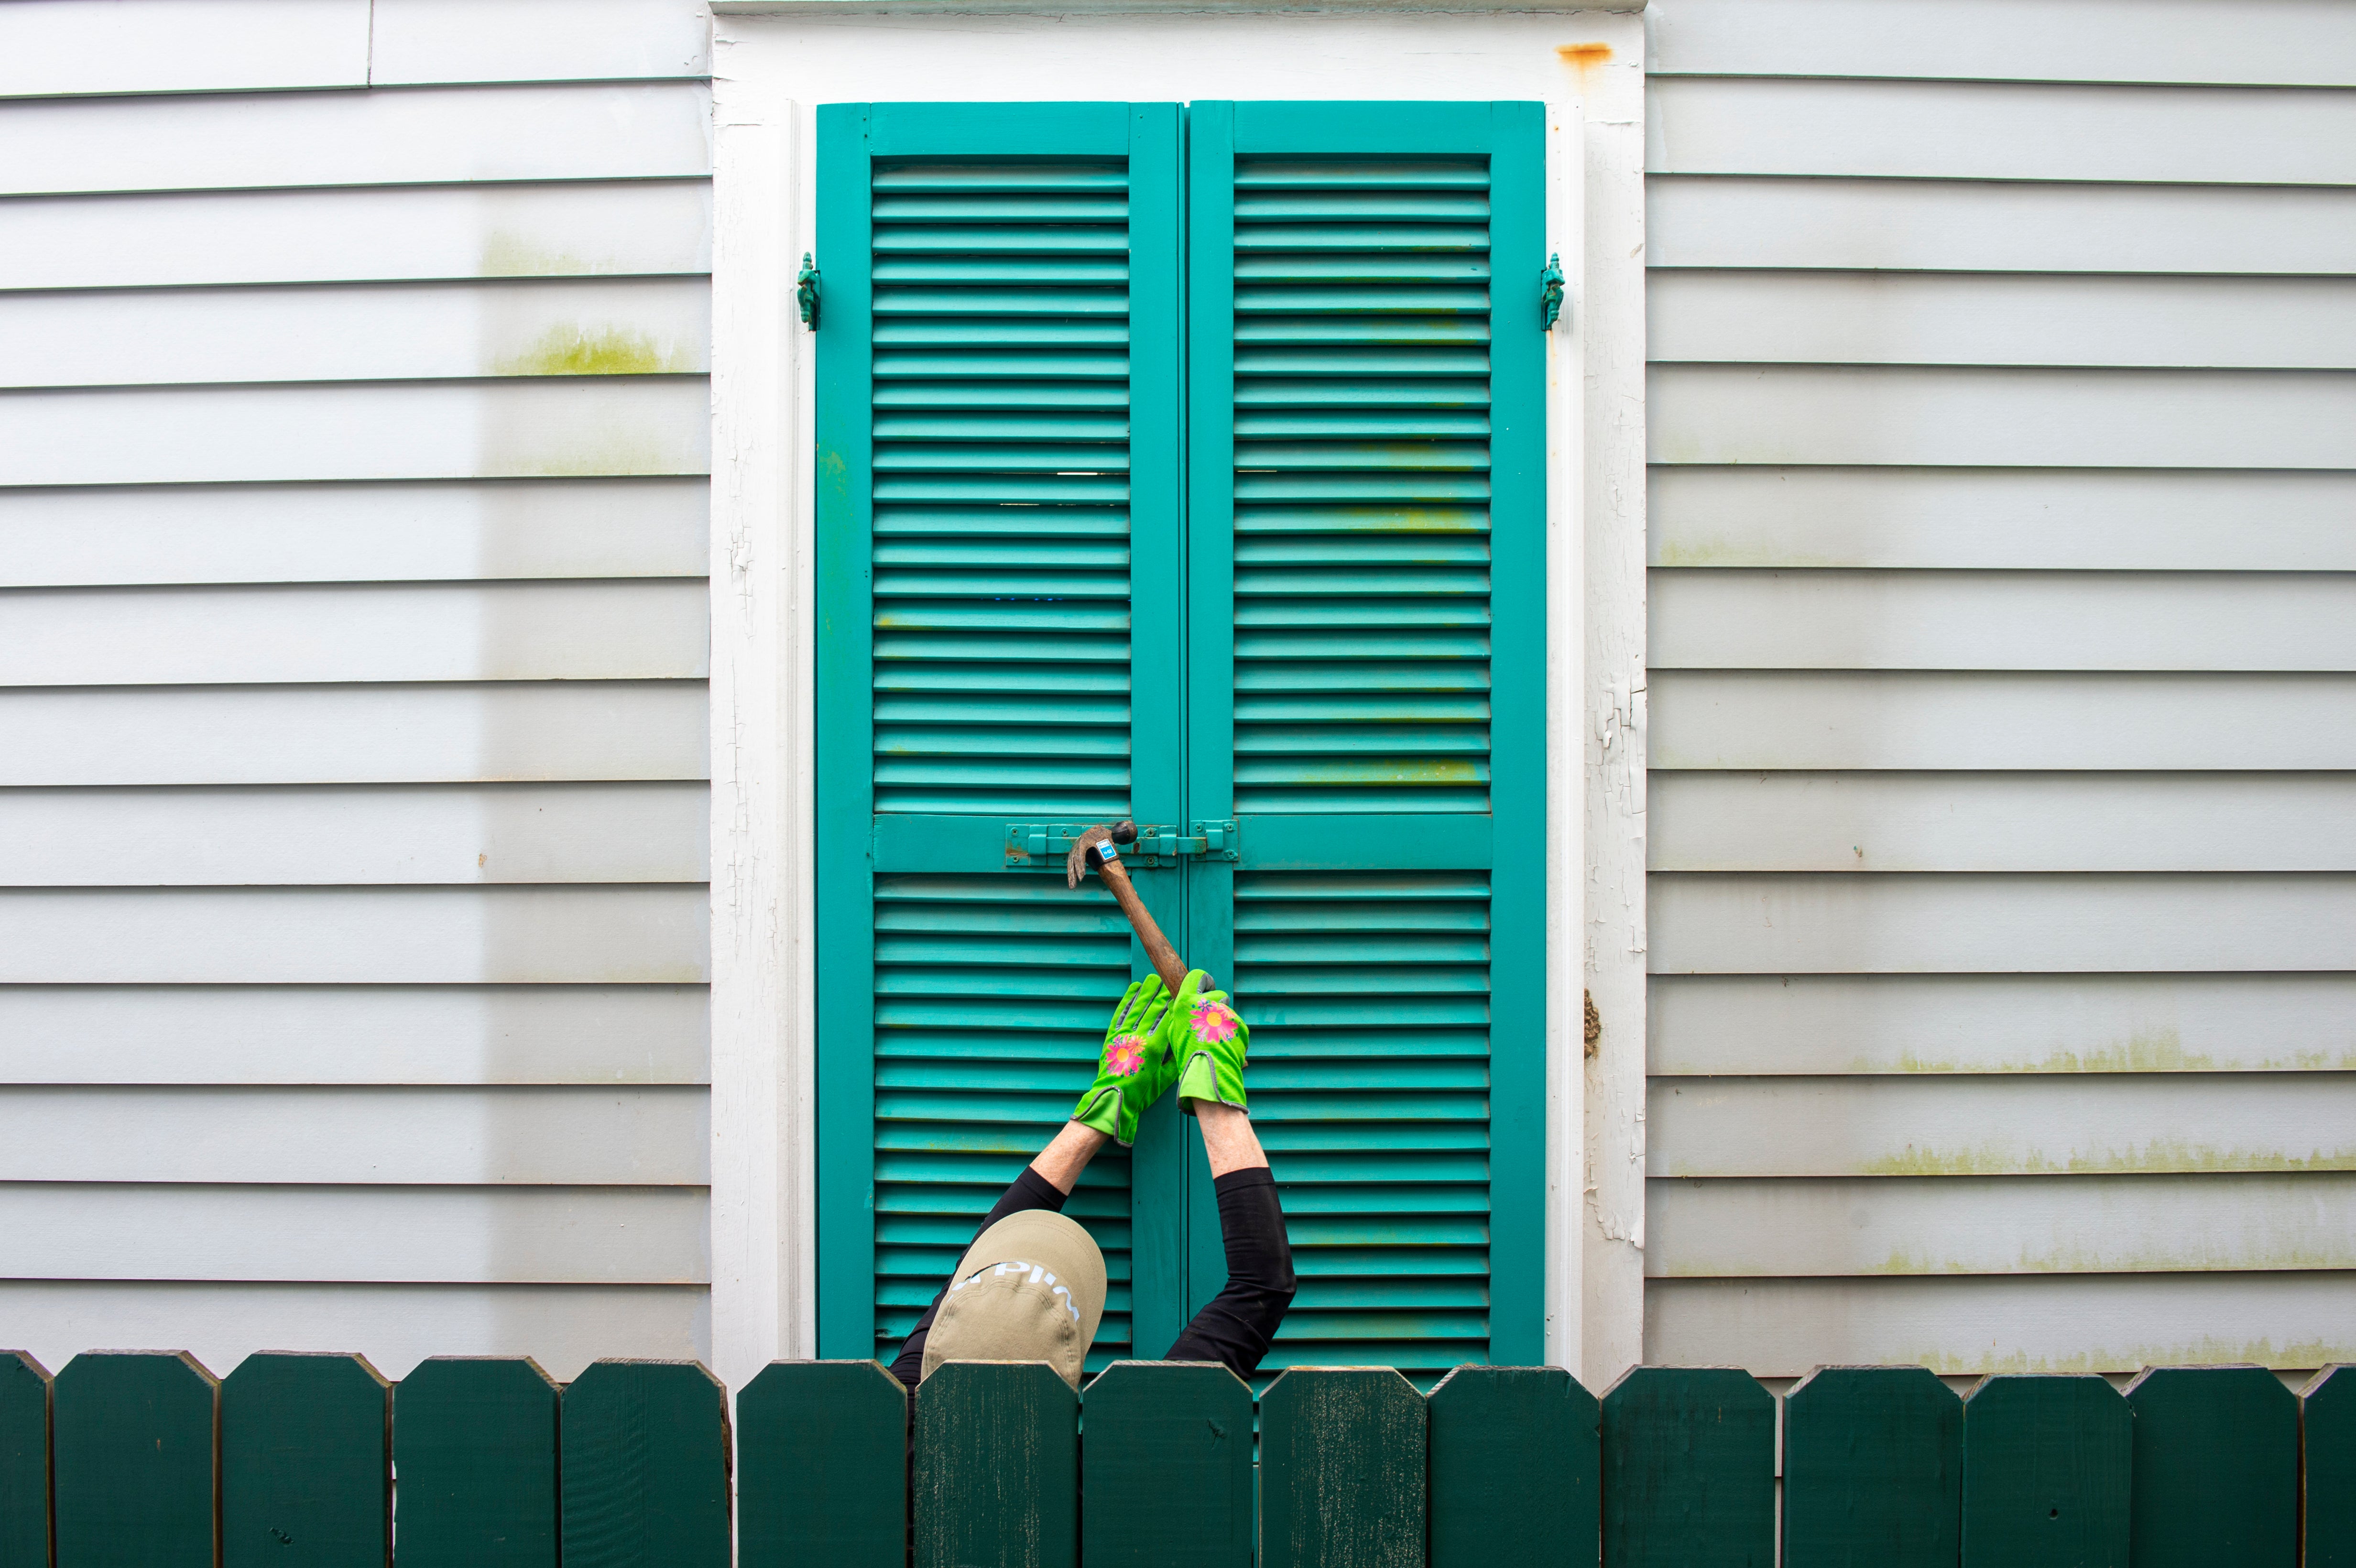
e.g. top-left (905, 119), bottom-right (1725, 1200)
top-left (1184, 102), bottom-right (1549, 1373)
top-left (815, 104), bottom-right (1187, 1364)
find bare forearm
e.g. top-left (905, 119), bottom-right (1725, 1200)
top-left (1030, 1120), bottom-right (1112, 1194)
top-left (1195, 1102), bottom-right (1268, 1178)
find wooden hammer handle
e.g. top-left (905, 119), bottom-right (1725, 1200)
top-left (1092, 852), bottom-right (1189, 995)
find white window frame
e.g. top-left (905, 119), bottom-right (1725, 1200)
top-left (704, 0), bottom-right (1649, 1391)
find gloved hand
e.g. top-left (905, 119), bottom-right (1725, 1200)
top-left (1069, 975), bottom-right (1188, 1147)
top-left (1164, 971), bottom-right (1250, 1116)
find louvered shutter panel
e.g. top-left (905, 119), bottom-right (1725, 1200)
top-left (815, 104), bottom-right (1187, 1364)
top-left (1183, 101), bottom-right (1549, 1374)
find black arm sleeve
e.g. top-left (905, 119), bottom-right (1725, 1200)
top-left (888, 1165), bottom-right (1070, 1388)
top-left (1162, 1165), bottom-right (1297, 1380)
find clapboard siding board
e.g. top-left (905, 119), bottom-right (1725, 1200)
top-left (0, 182), bottom-right (713, 292)
top-left (0, 681), bottom-right (709, 786)
top-left (1648, 1172), bottom-right (2356, 1277)
top-left (1646, 1272), bottom-right (2356, 1376)
top-left (1651, 773), bottom-right (2356, 873)
top-left (1647, 76), bottom-right (2356, 185)
top-left (0, 479), bottom-right (709, 588)
top-left (0, 0), bottom-right (369, 98)
top-left (0, 81), bottom-right (711, 196)
top-left (1646, 0), bottom-right (2356, 87)
top-left (1650, 1074), bottom-right (2356, 1178)
top-left (0, 278), bottom-right (711, 389)
top-left (1652, 569), bottom-right (2356, 672)
top-left (1651, 973), bottom-right (2356, 1076)
top-left (1650, 672), bottom-right (2356, 772)
top-left (1650, 365), bottom-right (2356, 468)
top-left (1650, 872), bottom-right (2356, 974)
top-left (0, 580), bottom-right (709, 686)
top-left (0, 1086), bottom-right (709, 1184)
top-left (0, 783), bottom-right (709, 886)
top-left (1650, 468), bottom-right (2356, 573)
top-left (368, 0), bottom-right (711, 87)
top-left (0, 984), bottom-right (712, 1085)
top-left (0, 379), bottom-right (711, 486)
top-left (0, 885), bottom-right (710, 983)
top-left (0, 1182), bottom-right (710, 1283)
top-left (1649, 272), bottom-right (2356, 370)
top-left (0, 1281), bottom-right (703, 1383)
top-left (1648, 176), bottom-right (2356, 276)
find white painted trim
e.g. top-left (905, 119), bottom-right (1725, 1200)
top-left (1542, 96), bottom-right (1589, 1373)
top-left (709, 74), bottom-right (819, 1386)
top-left (707, 7), bottom-right (1648, 1387)
top-left (1578, 25), bottom-right (1647, 1389)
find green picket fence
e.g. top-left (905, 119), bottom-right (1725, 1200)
top-left (1, 1351), bottom-right (2351, 1568)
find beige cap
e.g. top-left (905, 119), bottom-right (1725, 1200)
top-left (920, 1209), bottom-right (1107, 1390)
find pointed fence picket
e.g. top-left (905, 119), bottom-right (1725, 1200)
top-left (0, 1351), bottom-right (2344, 1568)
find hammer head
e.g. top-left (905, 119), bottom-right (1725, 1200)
top-left (1065, 820), bottom-right (1138, 889)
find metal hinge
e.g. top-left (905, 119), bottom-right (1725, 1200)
top-left (1002, 822), bottom-right (1238, 869)
top-left (796, 254), bottom-right (821, 330)
top-left (1539, 253), bottom-right (1566, 331)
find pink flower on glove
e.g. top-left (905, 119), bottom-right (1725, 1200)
top-left (1103, 1034), bottom-right (1147, 1077)
top-left (1190, 1002), bottom-right (1242, 1044)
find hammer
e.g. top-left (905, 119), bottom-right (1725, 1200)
top-left (1066, 821), bottom-right (1190, 994)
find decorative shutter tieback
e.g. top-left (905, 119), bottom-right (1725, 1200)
top-left (796, 253), bottom-right (821, 330)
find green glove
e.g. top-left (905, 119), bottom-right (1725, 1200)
top-left (1069, 975), bottom-right (1187, 1147)
top-left (1164, 970), bottom-right (1251, 1116)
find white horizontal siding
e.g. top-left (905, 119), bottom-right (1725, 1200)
top-left (0, 279), bottom-right (711, 388)
top-left (0, 681), bottom-right (708, 785)
top-left (368, 0), bottom-right (710, 86)
top-left (1648, 177), bottom-right (2356, 276)
top-left (2, 1), bottom-right (715, 1369)
top-left (1651, 365), bottom-right (2356, 468)
top-left (1649, 1173), bottom-right (2356, 1278)
top-left (1650, 974), bottom-right (2356, 1077)
top-left (0, 1086), bottom-right (708, 1185)
top-left (0, 81), bottom-right (710, 196)
top-left (0, 581), bottom-right (708, 686)
top-left (1641, 0), bottom-right (2356, 1378)
top-left (1649, 272), bottom-right (2356, 370)
top-left (0, 182), bottom-right (712, 291)
top-left (1646, 0), bottom-right (2356, 87)
top-left (0, 1281), bottom-right (704, 1383)
top-left (0, 886), bottom-right (709, 984)
top-left (1649, 570), bottom-right (2356, 672)
top-left (1647, 77), bottom-right (2356, 185)
top-left (0, 984), bottom-right (710, 1085)
top-left (0, 783), bottom-right (708, 885)
top-left (1650, 468), bottom-right (2356, 572)
top-left (1650, 873), bottom-right (2356, 974)
top-left (1651, 773), bottom-right (2356, 873)
top-left (1649, 1075), bottom-right (2356, 1178)
top-left (1649, 672), bottom-right (2356, 772)
top-left (1646, 1273), bottom-right (2356, 1376)
top-left (0, 479), bottom-right (709, 588)
top-left (0, 0), bottom-right (369, 99)
top-left (0, 1183), bottom-right (709, 1282)
top-left (0, 379), bottom-right (711, 486)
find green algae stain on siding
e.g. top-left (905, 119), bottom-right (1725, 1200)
top-left (494, 325), bottom-right (695, 377)
top-left (1862, 1136), bottom-right (2356, 1177)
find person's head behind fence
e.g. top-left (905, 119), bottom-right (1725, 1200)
top-left (919, 1209), bottom-right (1107, 1389)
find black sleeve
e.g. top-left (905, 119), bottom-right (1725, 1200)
top-left (1161, 1165), bottom-right (1297, 1379)
top-left (888, 1165), bottom-right (1071, 1388)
